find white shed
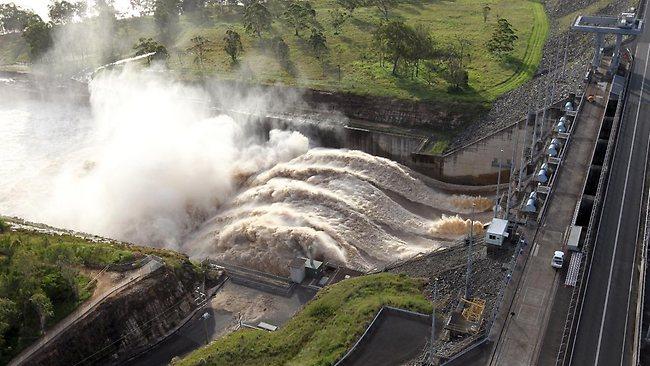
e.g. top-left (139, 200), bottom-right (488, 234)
top-left (485, 218), bottom-right (509, 246)
top-left (289, 258), bottom-right (306, 283)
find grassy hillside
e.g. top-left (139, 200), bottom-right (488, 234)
top-left (0, 0), bottom-right (548, 104)
top-left (166, 0), bottom-right (548, 103)
top-left (175, 272), bottom-right (432, 366)
top-left (0, 219), bottom-right (196, 364)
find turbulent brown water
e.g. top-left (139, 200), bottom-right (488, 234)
top-left (184, 149), bottom-right (489, 274)
top-left (0, 68), bottom-right (489, 275)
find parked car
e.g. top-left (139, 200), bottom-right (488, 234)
top-left (551, 251), bottom-right (565, 269)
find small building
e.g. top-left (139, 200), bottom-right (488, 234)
top-left (485, 218), bottom-right (509, 246)
top-left (289, 257), bottom-right (325, 283)
top-left (289, 258), bottom-right (306, 283)
top-left (305, 258), bottom-right (324, 278)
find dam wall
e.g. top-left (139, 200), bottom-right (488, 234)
top-left (334, 100), bottom-right (566, 186)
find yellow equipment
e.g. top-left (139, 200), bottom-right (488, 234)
top-left (461, 297), bottom-right (486, 324)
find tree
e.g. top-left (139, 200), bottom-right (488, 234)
top-left (29, 292), bottom-right (53, 335)
top-left (94, 0), bottom-right (117, 25)
top-left (329, 8), bottom-right (348, 35)
top-left (374, 21), bottom-right (414, 75)
top-left (22, 15), bottom-right (52, 58)
top-left (0, 4), bottom-right (32, 33)
top-left (182, 0), bottom-right (206, 13)
top-left (243, 1), bottom-right (272, 38)
top-left (48, 1), bottom-right (87, 25)
top-left (0, 298), bottom-right (17, 352)
top-left (336, 0), bottom-right (362, 14)
top-left (442, 42), bottom-right (469, 91)
top-left (373, 0), bottom-right (397, 20)
top-left (273, 36), bottom-right (291, 70)
top-left (223, 29), bottom-right (243, 63)
top-left (308, 28), bottom-right (327, 75)
top-left (187, 35), bottom-right (212, 68)
top-left (308, 27), bottom-right (327, 59)
top-left (422, 59), bottom-right (440, 86)
top-left (154, 0), bottom-right (181, 42)
top-left (130, 0), bottom-right (156, 15)
top-left (133, 37), bottom-right (168, 63)
top-left (405, 24), bottom-right (434, 77)
top-left (266, 0), bottom-right (286, 19)
top-left (284, 1), bottom-right (316, 37)
top-left (485, 18), bottom-right (518, 57)
top-left (482, 4), bottom-right (491, 23)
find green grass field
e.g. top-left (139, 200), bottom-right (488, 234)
top-left (168, 0), bottom-right (549, 103)
top-left (0, 0), bottom-right (548, 104)
top-left (174, 273), bottom-right (432, 366)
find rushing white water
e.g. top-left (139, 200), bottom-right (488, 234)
top-left (0, 67), bottom-right (488, 274)
top-left (0, 67), bottom-right (309, 247)
top-left (184, 149), bottom-right (489, 274)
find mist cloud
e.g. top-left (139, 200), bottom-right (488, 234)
top-left (1, 66), bottom-right (309, 248)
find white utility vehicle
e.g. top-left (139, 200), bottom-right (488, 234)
top-left (551, 251), bottom-right (565, 269)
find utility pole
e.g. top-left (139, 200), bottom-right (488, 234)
top-left (430, 278), bottom-right (438, 365)
top-left (506, 121), bottom-right (519, 220)
top-left (518, 111), bottom-right (531, 191)
top-left (465, 203), bottom-right (476, 299)
top-left (202, 312), bottom-right (211, 345)
top-left (495, 149), bottom-right (504, 218)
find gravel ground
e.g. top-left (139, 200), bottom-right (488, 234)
top-left (387, 240), bottom-right (516, 365)
top-left (449, 0), bottom-right (635, 150)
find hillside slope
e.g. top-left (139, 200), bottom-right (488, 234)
top-left (0, 218), bottom-right (200, 365)
top-left (0, 0), bottom-right (547, 105)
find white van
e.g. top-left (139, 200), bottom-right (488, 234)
top-left (551, 251), bottom-right (565, 269)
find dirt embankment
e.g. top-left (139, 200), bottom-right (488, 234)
top-left (25, 263), bottom-right (203, 366)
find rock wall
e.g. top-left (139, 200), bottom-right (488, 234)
top-left (26, 264), bottom-right (202, 366)
top-left (345, 127), bottom-right (426, 164)
top-left (299, 89), bottom-right (486, 131)
top-left (206, 80), bottom-right (486, 133)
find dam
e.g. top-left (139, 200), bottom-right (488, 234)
top-left (0, 67), bottom-right (495, 274)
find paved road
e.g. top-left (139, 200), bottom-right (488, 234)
top-left (485, 79), bottom-right (609, 366)
top-left (568, 9), bottom-right (650, 366)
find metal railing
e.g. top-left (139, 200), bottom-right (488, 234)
top-left (555, 62), bottom-right (630, 366)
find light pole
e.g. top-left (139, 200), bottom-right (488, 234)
top-left (506, 125), bottom-right (519, 220)
top-left (202, 312), bottom-right (211, 345)
top-left (430, 277), bottom-right (438, 365)
top-left (465, 203), bottom-right (476, 300)
top-left (495, 149), bottom-right (504, 218)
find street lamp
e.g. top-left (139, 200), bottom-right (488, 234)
top-left (465, 203), bottom-right (476, 300)
top-left (202, 312), bottom-right (211, 345)
top-left (495, 149), bottom-right (504, 218)
top-left (430, 277), bottom-right (438, 365)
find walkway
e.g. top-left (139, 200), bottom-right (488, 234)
top-left (9, 257), bottom-right (163, 366)
top-left (487, 78), bottom-right (610, 365)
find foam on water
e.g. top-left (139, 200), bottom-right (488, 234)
top-left (184, 149), bottom-right (487, 274)
top-left (0, 68), bottom-right (489, 275)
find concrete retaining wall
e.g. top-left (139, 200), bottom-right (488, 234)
top-left (335, 307), bottom-right (431, 366)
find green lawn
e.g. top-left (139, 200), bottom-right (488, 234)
top-left (174, 273), bottom-right (432, 366)
top-left (167, 0), bottom-right (548, 103)
top-left (0, 0), bottom-right (548, 104)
